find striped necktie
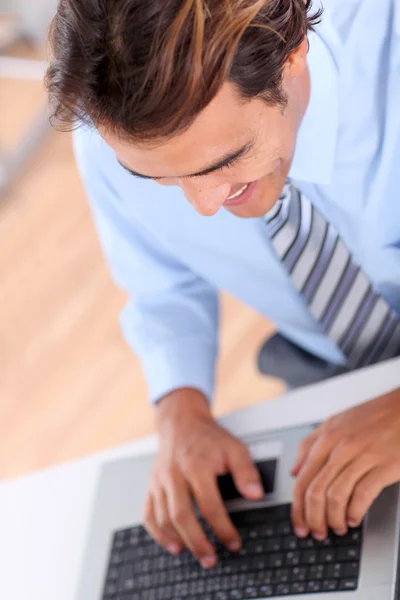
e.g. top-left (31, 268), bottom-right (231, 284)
top-left (264, 183), bottom-right (400, 369)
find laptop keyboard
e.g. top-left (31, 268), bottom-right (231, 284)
top-left (103, 504), bottom-right (362, 599)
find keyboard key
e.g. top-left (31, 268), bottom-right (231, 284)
top-left (326, 562), bottom-right (344, 578)
top-left (320, 548), bottom-right (336, 563)
top-left (301, 549), bottom-right (319, 564)
top-left (270, 553), bottom-right (284, 568)
top-left (123, 578), bottom-right (135, 591)
top-left (290, 582), bottom-right (306, 594)
top-left (337, 547), bottom-right (360, 561)
top-left (315, 535), bottom-right (334, 547)
top-left (107, 567), bottom-right (118, 581)
top-left (290, 566), bottom-right (307, 582)
top-left (104, 581), bottom-right (117, 595)
top-left (257, 585), bottom-right (273, 597)
top-left (110, 551), bottom-right (123, 565)
top-left (340, 529), bottom-right (362, 545)
top-left (322, 579), bottom-right (339, 591)
top-left (247, 540), bottom-right (268, 554)
top-left (275, 583), bottom-right (291, 595)
top-left (339, 578), bottom-right (358, 591)
top-left (244, 586), bottom-right (258, 598)
top-left (283, 536), bottom-right (299, 550)
top-left (266, 537), bottom-right (282, 552)
top-left (244, 574), bottom-right (257, 587)
top-left (344, 562), bottom-right (359, 578)
top-left (236, 559), bottom-right (251, 573)
top-left (229, 591), bottom-right (247, 599)
top-left (189, 580), bottom-right (205, 594)
top-left (237, 546), bottom-right (249, 558)
top-left (306, 580), bottom-right (322, 592)
top-left (254, 570), bottom-right (273, 585)
top-left (309, 564), bottom-right (325, 580)
top-left (251, 557), bottom-right (269, 572)
top-left (113, 537), bottom-right (125, 549)
top-left (260, 524), bottom-right (276, 537)
top-left (274, 568), bottom-right (290, 583)
top-left (299, 537), bottom-right (316, 549)
top-left (247, 528), bottom-right (259, 540)
top-left (284, 551), bottom-right (300, 566)
top-left (349, 529), bottom-right (362, 543)
top-left (277, 522), bottom-right (292, 536)
top-left (221, 564), bottom-right (234, 575)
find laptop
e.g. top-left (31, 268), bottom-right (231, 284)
top-left (76, 424), bottom-right (400, 599)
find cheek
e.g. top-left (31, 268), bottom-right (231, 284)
top-left (232, 152), bottom-right (285, 184)
top-left (258, 159), bottom-right (291, 201)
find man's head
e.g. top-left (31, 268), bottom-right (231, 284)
top-left (46, 0), bottom-right (321, 217)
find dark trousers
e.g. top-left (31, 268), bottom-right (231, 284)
top-left (257, 334), bottom-right (349, 389)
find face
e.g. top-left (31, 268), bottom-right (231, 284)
top-left (101, 39), bottom-right (310, 219)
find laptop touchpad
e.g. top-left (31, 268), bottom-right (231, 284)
top-left (218, 459), bottom-right (277, 501)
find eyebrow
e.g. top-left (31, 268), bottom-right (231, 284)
top-left (117, 141), bottom-right (254, 180)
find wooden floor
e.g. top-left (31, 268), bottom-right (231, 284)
top-left (0, 64), bottom-right (283, 481)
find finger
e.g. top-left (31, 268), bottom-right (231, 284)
top-left (291, 435), bottom-right (334, 538)
top-left (153, 486), bottom-right (184, 552)
top-left (143, 493), bottom-right (181, 554)
top-left (291, 430), bottom-right (320, 477)
top-left (165, 470), bottom-right (216, 568)
top-left (303, 440), bottom-right (365, 539)
top-left (191, 474), bottom-right (242, 552)
top-left (347, 464), bottom-right (400, 528)
top-left (228, 442), bottom-right (264, 500)
top-left (326, 454), bottom-right (377, 534)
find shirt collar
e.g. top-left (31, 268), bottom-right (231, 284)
top-left (289, 29), bottom-right (339, 185)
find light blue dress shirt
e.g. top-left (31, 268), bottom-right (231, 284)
top-left (74, 0), bottom-right (400, 403)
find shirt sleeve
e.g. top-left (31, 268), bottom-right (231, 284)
top-left (73, 130), bottom-right (219, 403)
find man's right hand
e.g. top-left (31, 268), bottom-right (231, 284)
top-left (143, 388), bottom-right (264, 569)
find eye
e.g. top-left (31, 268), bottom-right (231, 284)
top-left (185, 155), bottom-right (241, 181)
top-left (222, 157), bottom-right (239, 170)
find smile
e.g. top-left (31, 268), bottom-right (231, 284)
top-left (226, 183), bottom-right (249, 200)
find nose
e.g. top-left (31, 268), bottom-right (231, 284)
top-left (180, 180), bottom-right (231, 216)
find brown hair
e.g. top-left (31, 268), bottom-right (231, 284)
top-left (46, 0), bottom-right (321, 143)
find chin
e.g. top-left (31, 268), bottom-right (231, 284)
top-left (227, 203), bottom-right (271, 219)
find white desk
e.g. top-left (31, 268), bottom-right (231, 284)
top-left (1, 359), bottom-right (399, 600)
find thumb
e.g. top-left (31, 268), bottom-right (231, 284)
top-left (227, 442), bottom-right (264, 500)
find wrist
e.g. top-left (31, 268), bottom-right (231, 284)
top-left (155, 387), bottom-right (212, 431)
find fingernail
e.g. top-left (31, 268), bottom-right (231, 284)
top-left (313, 532), bottom-right (326, 541)
top-left (167, 543), bottom-right (181, 555)
top-left (201, 555), bottom-right (216, 569)
top-left (334, 529), bottom-right (347, 537)
top-left (295, 527), bottom-right (308, 538)
top-left (348, 520), bottom-right (358, 528)
top-left (228, 540), bottom-right (241, 552)
top-left (245, 483), bottom-right (264, 498)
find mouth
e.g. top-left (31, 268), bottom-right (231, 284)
top-left (223, 181), bottom-right (257, 207)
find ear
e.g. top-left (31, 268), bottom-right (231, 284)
top-left (284, 36), bottom-right (309, 80)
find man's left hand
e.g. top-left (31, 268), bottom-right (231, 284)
top-left (291, 388), bottom-right (400, 540)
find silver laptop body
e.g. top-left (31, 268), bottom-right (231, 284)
top-left (76, 424), bottom-right (400, 600)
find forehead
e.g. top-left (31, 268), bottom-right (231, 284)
top-left (101, 84), bottom-right (264, 175)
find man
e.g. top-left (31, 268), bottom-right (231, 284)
top-left (46, 0), bottom-right (400, 570)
